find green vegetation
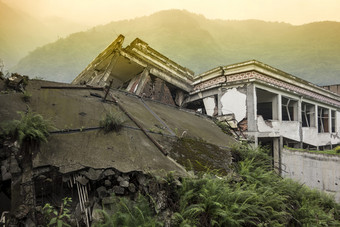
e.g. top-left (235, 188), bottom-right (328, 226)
top-left (43, 197), bottom-right (72, 227)
top-left (286, 146), bottom-right (340, 156)
top-left (94, 144), bottom-right (340, 226)
top-left (0, 111), bottom-right (54, 146)
top-left (93, 194), bottom-right (162, 227)
top-left (22, 90), bottom-right (32, 102)
top-left (99, 111), bottom-right (125, 133)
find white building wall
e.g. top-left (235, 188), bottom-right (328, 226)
top-left (282, 148), bottom-right (340, 202)
top-left (220, 88), bottom-right (247, 122)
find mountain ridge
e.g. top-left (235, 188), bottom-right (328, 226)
top-left (11, 9), bottom-right (340, 85)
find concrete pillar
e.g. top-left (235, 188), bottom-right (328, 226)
top-left (247, 83), bottom-right (257, 132)
top-left (277, 94), bottom-right (282, 122)
top-left (298, 98), bottom-right (303, 148)
top-left (135, 68), bottom-right (150, 96)
top-left (273, 138), bottom-right (280, 174)
top-left (217, 88), bottom-right (223, 116)
top-left (272, 94), bottom-right (279, 120)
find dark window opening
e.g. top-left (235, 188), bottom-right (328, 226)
top-left (256, 88), bottom-right (278, 120)
top-left (185, 99), bottom-right (206, 114)
top-left (257, 102), bottom-right (273, 120)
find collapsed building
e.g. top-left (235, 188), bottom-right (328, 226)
top-left (1, 34), bottom-right (340, 225)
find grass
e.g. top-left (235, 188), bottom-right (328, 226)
top-left (99, 111), bottom-right (125, 133)
top-left (285, 146), bottom-right (340, 156)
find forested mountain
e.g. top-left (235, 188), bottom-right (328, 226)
top-left (12, 10), bottom-right (340, 85)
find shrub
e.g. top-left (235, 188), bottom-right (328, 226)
top-left (334, 146), bottom-right (340, 154)
top-left (99, 111), bottom-right (125, 133)
top-left (43, 197), bottom-right (72, 227)
top-left (0, 111), bottom-right (54, 146)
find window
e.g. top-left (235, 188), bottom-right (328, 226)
top-left (256, 88), bottom-right (278, 120)
top-left (331, 110), bottom-right (336, 133)
top-left (318, 107), bottom-right (329, 133)
top-left (282, 97), bottom-right (297, 121)
top-left (301, 102), bottom-right (315, 127)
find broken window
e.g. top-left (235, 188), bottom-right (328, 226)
top-left (301, 102), bottom-right (315, 127)
top-left (331, 110), bottom-right (336, 133)
top-left (256, 88), bottom-right (278, 120)
top-left (318, 107), bottom-right (329, 133)
top-left (282, 97), bottom-right (297, 121)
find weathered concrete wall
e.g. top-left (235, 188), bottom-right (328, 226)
top-left (257, 116), bottom-right (300, 141)
top-left (281, 148), bottom-right (340, 202)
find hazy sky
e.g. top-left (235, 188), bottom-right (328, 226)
top-left (3, 0), bottom-right (340, 26)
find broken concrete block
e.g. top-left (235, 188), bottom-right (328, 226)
top-left (119, 180), bottom-right (129, 188)
top-left (9, 155), bottom-right (21, 174)
top-left (112, 186), bottom-right (124, 195)
top-left (137, 174), bottom-right (147, 186)
top-left (117, 176), bottom-right (124, 182)
top-left (81, 168), bottom-right (102, 181)
top-left (104, 180), bottom-right (111, 187)
top-left (128, 183), bottom-right (136, 193)
top-left (155, 190), bottom-right (167, 213)
top-left (76, 176), bottom-right (89, 186)
top-left (96, 186), bottom-right (107, 199)
top-left (103, 169), bottom-right (115, 177)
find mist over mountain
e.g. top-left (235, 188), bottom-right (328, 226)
top-left (0, 1), bottom-right (88, 68)
top-left (11, 9), bottom-right (340, 85)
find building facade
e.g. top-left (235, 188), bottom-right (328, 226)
top-left (186, 60), bottom-right (340, 169)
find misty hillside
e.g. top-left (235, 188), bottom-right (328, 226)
top-left (0, 1), bottom-right (87, 68)
top-left (12, 10), bottom-right (340, 85)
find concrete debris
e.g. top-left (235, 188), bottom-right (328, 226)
top-left (80, 168), bottom-right (102, 181)
top-left (104, 179), bottom-right (111, 187)
top-left (155, 190), bottom-right (167, 213)
top-left (119, 180), bottom-right (129, 188)
top-left (76, 175), bottom-right (89, 185)
top-left (9, 155), bottom-right (21, 174)
top-left (112, 185), bottom-right (124, 195)
top-left (128, 183), bottom-right (136, 193)
top-left (103, 169), bottom-right (115, 177)
top-left (1, 159), bottom-right (11, 181)
top-left (96, 186), bottom-right (107, 199)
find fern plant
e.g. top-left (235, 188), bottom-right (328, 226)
top-left (0, 111), bottom-right (54, 146)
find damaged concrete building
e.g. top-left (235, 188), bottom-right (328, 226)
top-left (73, 34), bottom-right (340, 178)
top-left (1, 34), bottom-right (340, 225)
top-left (72, 35), bottom-right (194, 106)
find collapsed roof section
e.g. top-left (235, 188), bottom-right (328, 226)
top-left (72, 35), bottom-right (194, 106)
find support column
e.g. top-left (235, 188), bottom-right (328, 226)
top-left (273, 138), bottom-right (280, 174)
top-left (247, 84), bottom-right (257, 132)
top-left (277, 94), bottom-right (282, 122)
top-left (298, 98), bottom-right (303, 148)
top-left (135, 68), bottom-right (150, 96)
top-left (217, 87), bottom-right (223, 116)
